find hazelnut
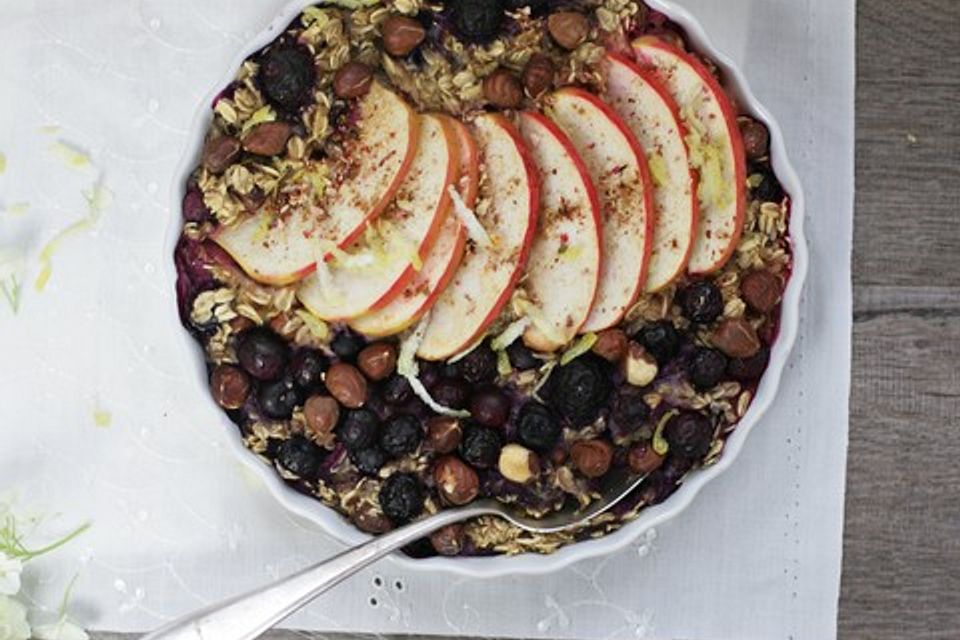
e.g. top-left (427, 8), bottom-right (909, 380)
top-left (357, 342), bottom-right (397, 381)
top-left (333, 61), bottom-right (374, 99)
top-left (325, 362), bottom-right (368, 408)
top-left (522, 53), bottom-right (554, 98)
top-left (740, 270), bottom-right (782, 314)
top-left (739, 117), bottom-right (770, 160)
top-left (592, 328), bottom-right (628, 363)
top-left (381, 15), bottom-right (426, 57)
top-left (430, 524), bottom-right (466, 556)
top-left (628, 443), bottom-right (665, 475)
top-left (303, 395), bottom-right (340, 437)
top-left (229, 316), bottom-right (255, 334)
top-left (202, 135), bottom-right (241, 174)
top-left (624, 342), bottom-right (659, 387)
top-left (498, 444), bottom-right (540, 484)
top-left (426, 416), bottom-right (462, 454)
top-left (210, 364), bottom-right (251, 409)
top-left (241, 121), bottom-right (292, 156)
top-left (570, 439), bottom-right (613, 478)
top-left (711, 318), bottom-right (762, 359)
top-left (483, 68), bottom-right (524, 109)
top-left (353, 504), bottom-right (393, 534)
top-left (433, 456), bottom-right (479, 505)
top-left (547, 11), bottom-right (591, 50)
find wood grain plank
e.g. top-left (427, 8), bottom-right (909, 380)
top-left (853, 0), bottom-right (960, 287)
top-left (840, 303), bottom-right (960, 640)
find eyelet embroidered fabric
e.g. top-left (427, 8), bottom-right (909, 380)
top-left (0, 0), bottom-right (853, 638)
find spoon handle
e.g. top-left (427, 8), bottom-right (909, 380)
top-left (140, 506), bottom-right (488, 640)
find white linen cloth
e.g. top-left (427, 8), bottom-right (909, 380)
top-left (0, 0), bottom-right (854, 638)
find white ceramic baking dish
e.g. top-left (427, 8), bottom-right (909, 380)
top-left (165, 0), bottom-right (808, 578)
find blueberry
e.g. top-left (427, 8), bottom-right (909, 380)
top-left (258, 45), bottom-right (316, 112)
top-left (439, 361), bottom-right (462, 379)
top-left (382, 375), bottom-right (413, 405)
top-left (351, 446), bottom-right (387, 476)
top-left (452, 0), bottom-right (506, 43)
top-left (337, 408), bottom-right (380, 451)
top-left (546, 354), bottom-right (611, 426)
top-left (727, 346), bottom-right (770, 381)
top-left (236, 327), bottom-right (289, 381)
top-left (460, 425), bottom-right (503, 468)
top-left (688, 347), bottom-right (728, 390)
top-left (664, 411), bottom-right (714, 459)
top-left (679, 281), bottom-right (724, 324)
top-left (610, 387), bottom-right (651, 432)
top-left (635, 321), bottom-right (681, 364)
top-left (459, 344), bottom-right (498, 384)
top-left (331, 330), bottom-right (366, 361)
top-left (289, 349), bottom-right (328, 392)
top-left (750, 164), bottom-right (784, 203)
top-left (469, 386), bottom-right (511, 428)
top-left (258, 375), bottom-right (302, 419)
top-left (430, 378), bottom-right (470, 410)
top-left (507, 341), bottom-right (539, 370)
top-left (516, 401), bottom-right (561, 452)
top-left (381, 414), bottom-right (423, 457)
top-left (276, 436), bottom-right (323, 479)
top-left (379, 473), bottom-right (426, 523)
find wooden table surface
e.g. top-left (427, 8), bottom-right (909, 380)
top-left (94, 0), bottom-right (960, 638)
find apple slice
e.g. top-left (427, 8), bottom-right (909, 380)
top-left (212, 81), bottom-right (417, 286)
top-left (517, 111), bottom-right (602, 352)
top-left (545, 88), bottom-right (655, 332)
top-left (321, 80), bottom-right (420, 249)
top-left (417, 113), bottom-right (539, 361)
top-left (603, 52), bottom-right (699, 293)
top-left (349, 118), bottom-right (477, 338)
top-left (211, 202), bottom-right (322, 286)
top-left (297, 113), bottom-right (458, 321)
top-left (633, 37), bottom-right (746, 275)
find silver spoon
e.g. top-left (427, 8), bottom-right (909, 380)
top-left (141, 466), bottom-right (647, 640)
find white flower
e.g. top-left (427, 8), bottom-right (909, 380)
top-left (0, 595), bottom-right (31, 640)
top-left (0, 554), bottom-right (22, 597)
top-left (32, 620), bottom-right (89, 640)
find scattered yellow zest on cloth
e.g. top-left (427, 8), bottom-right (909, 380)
top-left (92, 407), bottom-right (112, 428)
top-left (49, 141), bottom-right (92, 170)
top-left (35, 181), bottom-right (113, 292)
top-left (4, 202), bottom-right (30, 215)
top-left (0, 248), bottom-right (26, 314)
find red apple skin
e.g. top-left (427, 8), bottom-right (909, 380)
top-left (454, 113), bottom-right (540, 354)
top-left (467, 113), bottom-right (540, 339)
top-left (551, 87), bottom-right (656, 328)
top-left (633, 36), bottom-right (747, 275)
top-left (349, 118), bottom-right (477, 337)
top-left (299, 113), bottom-right (459, 321)
top-left (336, 89), bottom-right (421, 250)
top-left (519, 110), bottom-right (603, 346)
top-left (604, 51), bottom-right (700, 291)
top-left (367, 114), bottom-right (461, 313)
top-left (451, 118), bottom-right (481, 209)
top-left (418, 113), bottom-right (540, 361)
